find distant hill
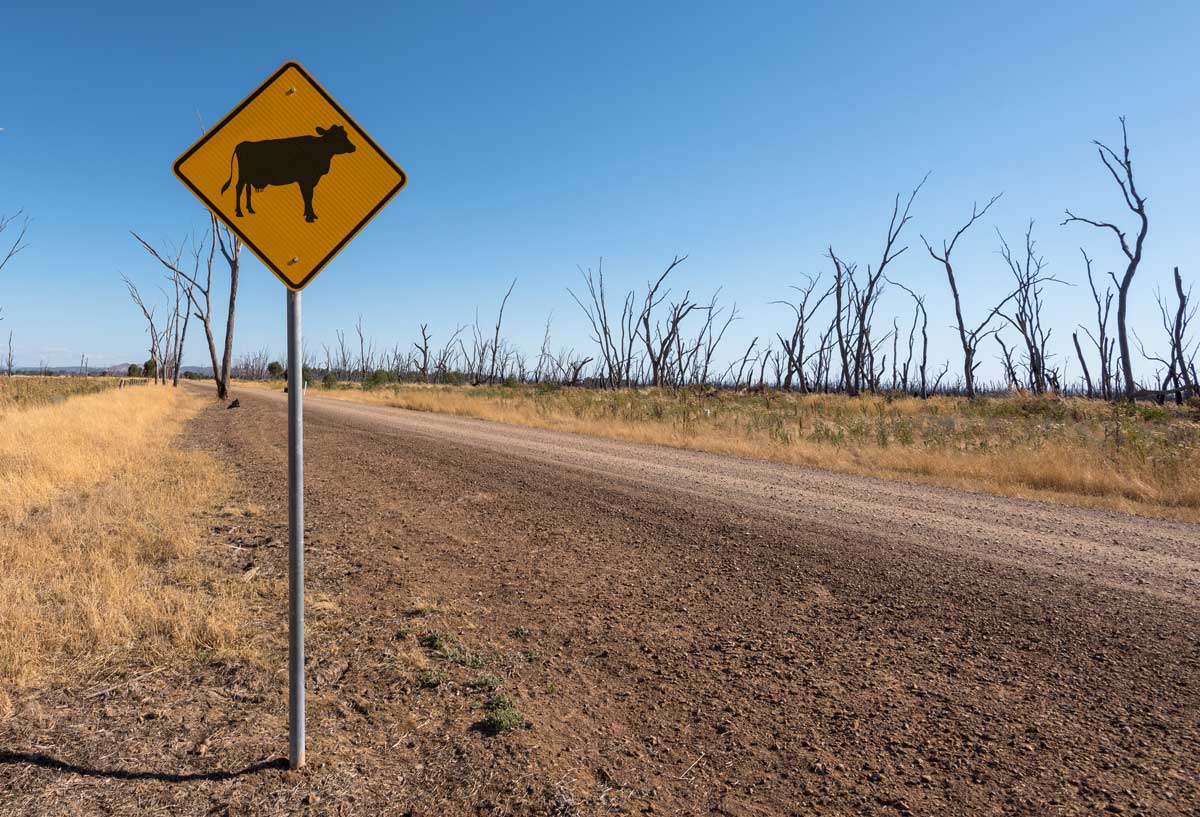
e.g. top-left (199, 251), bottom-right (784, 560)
top-left (14, 365), bottom-right (215, 376)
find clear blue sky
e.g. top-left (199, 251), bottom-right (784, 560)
top-left (2, 1), bottom-right (1197, 382)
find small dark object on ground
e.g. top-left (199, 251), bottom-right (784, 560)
top-left (227, 399), bottom-right (240, 409)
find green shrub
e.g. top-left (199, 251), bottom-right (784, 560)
top-left (480, 693), bottom-right (524, 734)
top-left (443, 645), bottom-right (487, 668)
top-left (363, 369), bottom-right (393, 390)
top-left (419, 631), bottom-right (451, 651)
top-left (465, 675), bottom-right (500, 692)
top-left (416, 668), bottom-right (446, 688)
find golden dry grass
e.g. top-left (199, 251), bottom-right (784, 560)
top-left (0, 374), bottom-right (122, 412)
top-left (0, 386), bottom-right (245, 706)
top-left (246, 380), bottom-right (1200, 521)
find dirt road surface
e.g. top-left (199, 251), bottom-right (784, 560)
top-left (3, 385), bottom-right (1197, 816)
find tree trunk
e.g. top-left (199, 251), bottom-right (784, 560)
top-left (1073, 332), bottom-right (1094, 398)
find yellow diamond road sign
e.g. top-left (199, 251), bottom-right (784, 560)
top-left (174, 61), bottom-right (407, 290)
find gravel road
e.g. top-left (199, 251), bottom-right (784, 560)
top-left (4, 385), bottom-right (1196, 816)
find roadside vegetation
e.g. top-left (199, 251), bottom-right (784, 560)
top-left (245, 380), bottom-right (1200, 521)
top-left (0, 386), bottom-right (245, 707)
top-left (0, 375), bottom-right (121, 412)
top-left (214, 120), bottom-right (1195, 524)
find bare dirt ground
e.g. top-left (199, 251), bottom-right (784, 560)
top-left (3, 385), bottom-right (1198, 816)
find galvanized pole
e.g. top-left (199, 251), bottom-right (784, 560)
top-left (286, 288), bottom-right (305, 769)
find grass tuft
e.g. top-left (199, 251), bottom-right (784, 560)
top-left (418, 630), bottom-right (451, 651)
top-left (466, 675), bottom-right (501, 692)
top-left (480, 692), bottom-right (524, 734)
top-left (416, 668), bottom-right (447, 688)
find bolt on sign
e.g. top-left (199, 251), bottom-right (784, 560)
top-left (173, 61), bottom-right (407, 290)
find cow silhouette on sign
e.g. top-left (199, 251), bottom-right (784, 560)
top-left (220, 125), bottom-right (356, 222)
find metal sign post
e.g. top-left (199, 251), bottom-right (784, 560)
top-left (286, 289), bottom-right (305, 769)
top-left (171, 61), bottom-right (407, 769)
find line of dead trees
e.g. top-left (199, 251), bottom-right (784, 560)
top-left (226, 231), bottom-right (1194, 401)
top-left (298, 120), bottom-right (1193, 402)
top-left (129, 118), bottom-right (1195, 403)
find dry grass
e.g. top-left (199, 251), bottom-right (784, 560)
top-left (0, 374), bottom-right (122, 412)
top-left (247, 380), bottom-right (1200, 521)
top-left (0, 386), bottom-right (245, 706)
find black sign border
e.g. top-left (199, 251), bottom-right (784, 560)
top-left (173, 61), bottom-right (408, 291)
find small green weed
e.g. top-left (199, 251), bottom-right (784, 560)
top-left (419, 630), bottom-right (451, 651)
top-left (416, 668), bottom-right (447, 688)
top-left (443, 645), bottom-right (487, 668)
top-left (480, 693), bottom-right (524, 734)
top-left (466, 675), bottom-right (501, 692)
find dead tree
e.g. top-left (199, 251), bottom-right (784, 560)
top-left (166, 262), bottom-right (194, 386)
top-left (1138, 267), bottom-right (1197, 403)
top-left (634, 255), bottom-right (692, 387)
top-left (488, 278), bottom-right (517, 384)
top-left (121, 273), bottom-right (168, 384)
top-left (1072, 332), bottom-right (1094, 397)
top-left (727, 337), bottom-right (759, 388)
top-left (385, 342), bottom-right (410, 379)
top-left (233, 348), bottom-right (271, 380)
top-left (563, 353), bottom-right (592, 386)
top-left (690, 291), bottom-right (737, 385)
top-left (996, 222), bottom-right (1065, 394)
top-left (931, 360), bottom-right (951, 393)
top-left (568, 260), bottom-right (639, 388)
top-left (1063, 117), bottom-right (1148, 399)
top-left (1078, 249), bottom-right (1116, 399)
top-left (0, 210), bottom-right (30, 327)
top-left (828, 250), bottom-right (856, 393)
top-left (864, 324), bottom-right (896, 393)
top-left (334, 330), bottom-right (353, 379)
top-left (810, 320), bottom-right (837, 392)
top-left (850, 175), bottom-right (927, 394)
top-left (1165, 267), bottom-right (1196, 395)
top-left (921, 193), bottom-right (1003, 398)
top-left (5, 332), bottom-right (13, 376)
top-left (768, 349), bottom-right (784, 387)
top-left (414, 324), bottom-right (432, 381)
top-left (825, 175), bottom-right (927, 395)
top-left (757, 349), bottom-right (772, 388)
top-left (354, 315), bottom-right (376, 379)
top-left (0, 210), bottom-right (30, 280)
top-left (773, 273), bottom-right (832, 392)
top-left (132, 220), bottom-right (240, 399)
top-left (433, 325), bottom-right (465, 380)
top-left (995, 335), bottom-right (1020, 390)
top-left (887, 277), bottom-right (929, 397)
